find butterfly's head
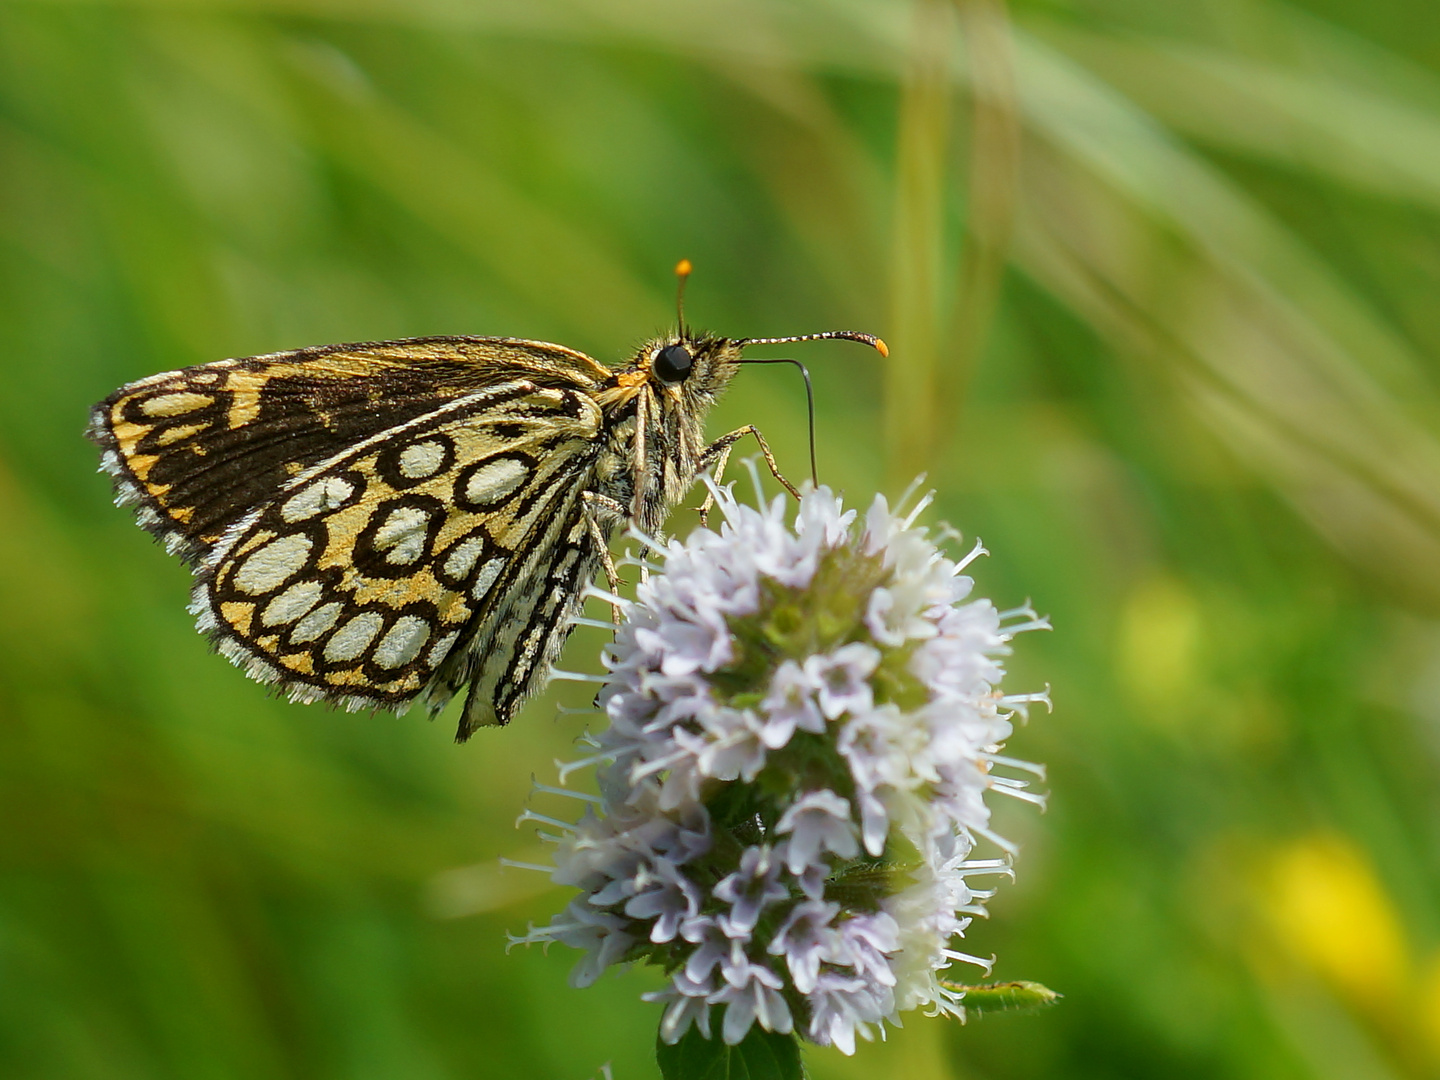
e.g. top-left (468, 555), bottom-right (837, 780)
top-left (605, 262), bottom-right (889, 480)
top-left (618, 332), bottom-right (744, 406)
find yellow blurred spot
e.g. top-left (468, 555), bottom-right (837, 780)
top-left (1420, 953), bottom-right (1440, 1063)
top-left (875, 337), bottom-right (890, 358)
top-left (1116, 575), bottom-right (1200, 719)
top-left (674, 258), bottom-right (692, 277)
top-left (1266, 834), bottom-right (1408, 1009)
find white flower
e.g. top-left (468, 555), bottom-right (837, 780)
top-left (767, 899), bottom-right (840, 994)
top-left (756, 660), bottom-right (824, 748)
top-left (512, 480), bottom-right (1050, 1054)
top-left (775, 790), bottom-right (860, 874)
top-left (804, 643), bottom-right (879, 720)
top-left (644, 972), bottom-right (714, 1042)
top-left (624, 857), bottom-right (702, 943)
top-left (713, 846), bottom-right (789, 935)
top-left (711, 962), bottom-right (794, 1044)
top-left (681, 916), bottom-right (751, 987)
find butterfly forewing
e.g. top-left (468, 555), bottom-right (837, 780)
top-left (88, 337), bottom-right (609, 562)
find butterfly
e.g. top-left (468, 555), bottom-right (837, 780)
top-left (87, 263), bottom-right (886, 741)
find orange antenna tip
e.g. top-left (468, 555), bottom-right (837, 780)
top-left (874, 337), bottom-right (889, 358)
top-left (675, 258), bottom-right (693, 278)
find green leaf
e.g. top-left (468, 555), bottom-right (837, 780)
top-left (655, 1023), bottom-right (804, 1080)
top-left (942, 980), bottom-right (1062, 1016)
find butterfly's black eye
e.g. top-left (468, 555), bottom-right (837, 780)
top-left (653, 343), bottom-right (694, 384)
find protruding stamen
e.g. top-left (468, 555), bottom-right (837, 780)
top-left (548, 668), bottom-right (610, 684)
top-left (901, 490), bottom-right (936, 530)
top-left (972, 823), bottom-right (1020, 856)
top-left (622, 525), bottom-right (669, 556)
top-left (515, 808), bottom-right (578, 832)
top-left (581, 584), bottom-right (628, 608)
top-left (981, 753), bottom-right (1047, 779)
top-left (556, 750), bottom-right (619, 783)
top-left (567, 616), bottom-right (619, 631)
top-left (530, 779), bottom-right (603, 803)
top-left (988, 780), bottom-right (1048, 807)
top-left (498, 857), bottom-right (556, 874)
top-left (953, 858), bottom-right (1015, 879)
top-left (942, 949), bottom-right (996, 976)
top-left (956, 538), bottom-right (989, 572)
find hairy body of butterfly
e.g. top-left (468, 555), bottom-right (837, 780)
top-left (88, 327), bottom-right (884, 740)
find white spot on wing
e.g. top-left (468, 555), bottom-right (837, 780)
top-left (374, 616), bottom-right (430, 668)
top-left (292, 601), bottom-right (343, 643)
top-left (463, 458), bottom-right (527, 507)
top-left (399, 440), bottom-right (447, 479)
top-left (324, 612), bottom-right (384, 662)
top-left (426, 631), bottom-right (460, 668)
top-left (283, 475), bottom-right (357, 523)
top-left (261, 580), bottom-right (324, 626)
top-left (472, 558), bottom-right (506, 602)
top-left (374, 506), bottom-right (431, 565)
top-left (233, 534), bottom-right (313, 595)
top-left (442, 536), bottom-right (486, 581)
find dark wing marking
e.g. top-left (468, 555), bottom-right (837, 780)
top-left (87, 337), bottom-right (608, 563)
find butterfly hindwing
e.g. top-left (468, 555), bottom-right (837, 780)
top-left (190, 377), bottom-right (605, 721)
top-left (445, 494), bottom-right (602, 736)
top-left (88, 337), bottom-right (609, 563)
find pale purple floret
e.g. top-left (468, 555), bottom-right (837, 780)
top-left (681, 915), bottom-right (752, 987)
top-left (808, 970), bottom-right (891, 1055)
top-left (775, 790), bottom-right (860, 875)
top-left (756, 660), bottom-right (825, 748)
top-left (624, 858), bottom-right (702, 943)
top-left (713, 845), bottom-right (789, 935)
top-left (804, 642), bottom-right (880, 720)
top-left (767, 899), bottom-right (839, 993)
top-left (711, 962), bottom-right (794, 1044)
top-left (643, 972), bottom-right (715, 1042)
top-left (834, 913), bottom-right (902, 986)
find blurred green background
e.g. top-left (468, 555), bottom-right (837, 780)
top-left (3, 0), bottom-right (1440, 1077)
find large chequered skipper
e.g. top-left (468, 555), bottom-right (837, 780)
top-left (88, 262), bottom-right (885, 740)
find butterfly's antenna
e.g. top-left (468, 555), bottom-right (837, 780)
top-left (737, 358), bottom-right (818, 486)
top-left (735, 330), bottom-right (886, 488)
top-left (674, 259), bottom-right (693, 338)
top-left (734, 330), bottom-right (889, 357)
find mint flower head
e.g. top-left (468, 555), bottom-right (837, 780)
top-left (511, 479), bottom-right (1050, 1058)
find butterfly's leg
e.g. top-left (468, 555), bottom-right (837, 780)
top-left (582, 491), bottom-right (627, 624)
top-left (696, 425), bottom-right (801, 524)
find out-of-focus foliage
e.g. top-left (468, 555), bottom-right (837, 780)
top-left (2, 0), bottom-right (1439, 1077)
